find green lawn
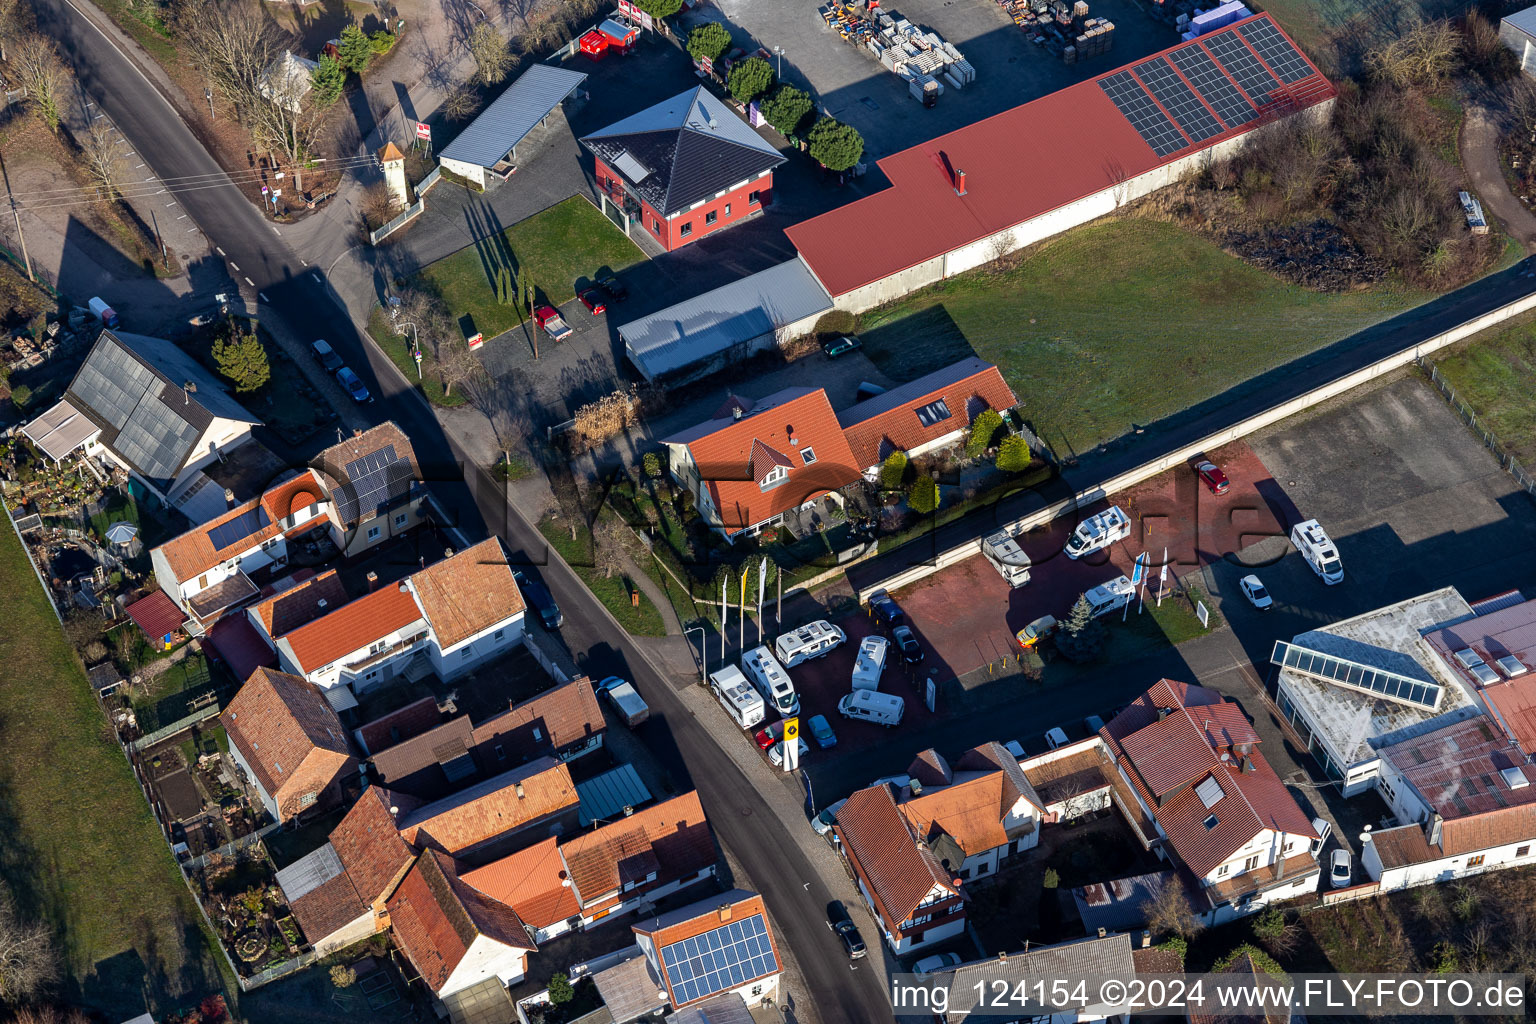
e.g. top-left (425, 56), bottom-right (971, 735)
top-left (857, 219), bottom-right (1425, 456)
top-left (416, 195), bottom-right (643, 343)
top-left (0, 516), bottom-right (228, 1016)
top-left (537, 514), bottom-right (666, 637)
top-left (1431, 312), bottom-right (1536, 467)
top-left (366, 307), bottom-right (468, 408)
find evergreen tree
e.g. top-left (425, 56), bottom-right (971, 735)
top-left (807, 117), bottom-right (864, 172)
top-left (727, 57), bottom-right (774, 104)
top-left (1055, 594), bottom-right (1107, 663)
top-left (310, 55), bottom-right (347, 106)
top-left (996, 435), bottom-right (1032, 472)
top-left (879, 451), bottom-right (908, 491)
top-left (337, 25), bottom-right (374, 73)
top-left (213, 332), bottom-right (271, 393)
top-left (686, 23), bottom-right (731, 63)
top-left (966, 409), bottom-right (1003, 457)
top-left (908, 475), bottom-right (939, 514)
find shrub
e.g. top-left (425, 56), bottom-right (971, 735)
top-left (686, 23), bottom-right (731, 63)
top-left (642, 452), bottom-right (662, 479)
top-left (337, 25), bottom-right (374, 73)
top-left (548, 971), bottom-right (575, 1004)
top-left (996, 435), bottom-right (1032, 473)
top-left (966, 409), bottom-right (1003, 457)
top-left (908, 475), bottom-right (939, 514)
top-left (879, 451), bottom-right (908, 491)
top-left (10, 384), bottom-right (31, 410)
top-left (329, 963), bottom-right (357, 989)
top-left (727, 57), bottom-right (774, 104)
top-left (760, 84), bottom-right (813, 136)
top-left (1043, 868), bottom-right (1060, 889)
top-left (808, 117), bottom-right (864, 172)
top-left (369, 30), bottom-right (397, 55)
top-left (633, 0), bottom-right (682, 16)
top-left (310, 55), bottom-right (347, 106)
top-left (812, 309), bottom-right (856, 338)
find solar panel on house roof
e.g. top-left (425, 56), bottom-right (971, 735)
top-left (1201, 30), bottom-right (1281, 105)
top-left (337, 444), bottom-right (410, 523)
top-left (1272, 640), bottom-right (1443, 711)
top-left (613, 150), bottom-right (650, 183)
top-left (1168, 44), bottom-right (1258, 127)
top-left (207, 505), bottom-right (272, 551)
top-left (915, 399), bottom-right (952, 428)
top-left (1236, 18), bottom-right (1312, 83)
top-left (660, 913), bottom-right (777, 1006)
top-left (1133, 57), bottom-right (1224, 143)
top-left (1098, 71), bottom-right (1188, 157)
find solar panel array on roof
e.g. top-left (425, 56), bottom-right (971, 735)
top-left (1134, 57), bottom-right (1224, 144)
top-left (1168, 44), bottom-right (1258, 127)
top-left (206, 505), bottom-right (272, 551)
top-left (1273, 640), bottom-right (1443, 712)
top-left (1236, 18), bottom-right (1312, 83)
top-left (1099, 70), bottom-right (1187, 157)
top-left (914, 399), bottom-right (952, 427)
top-left (71, 341), bottom-right (200, 483)
top-left (1201, 30), bottom-right (1281, 105)
top-left (660, 913), bottom-right (777, 1005)
top-left (337, 444), bottom-right (411, 523)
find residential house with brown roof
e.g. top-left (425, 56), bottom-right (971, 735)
top-left (1101, 680), bottom-right (1320, 926)
top-left (837, 357), bottom-right (1017, 479)
top-left (895, 744), bottom-right (1045, 882)
top-left (1020, 739), bottom-right (1118, 823)
top-left (395, 755), bottom-right (580, 864)
top-left (629, 890), bottom-right (782, 1010)
top-left (833, 783), bottom-right (965, 953)
top-left (661, 388), bottom-right (862, 541)
top-left (461, 791), bottom-right (717, 944)
top-left (387, 848), bottom-right (537, 1021)
top-left (150, 469), bottom-right (332, 629)
top-left (261, 538), bottom-right (525, 707)
top-left (220, 666), bottom-right (356, 823)
top-left (310, 422), bottom-right (426, 557)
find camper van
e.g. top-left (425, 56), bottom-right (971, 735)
top-left (850, 635), bottom-right (889, 691)
top-left (774, 620), bottom-right (846, 667)
top-left (982, 530), bottom-right (1032, 587)
top-left (88, 297), bottom-right (121, 329)
top-left (742, 645), bottom-right (799, 716)
top-left (1290, 519), bottom-right (1343, 585)
top-left (838, 689), bottom-right (904, 727)
top-left (1083, 575), bottom-right (1135, 618)
top-left (1064, 505), bottom-right (1131, 560)
top-left (709, 666), bottom-right (766, 729)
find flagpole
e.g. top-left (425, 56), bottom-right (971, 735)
top-left (720, 571), bottom-right (728, 664)
top-left (739, 566), bottom-right (747, 651)
top-left (757, 557), bottom-right (767, 645)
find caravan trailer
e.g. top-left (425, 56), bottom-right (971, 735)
top-left (709, 666), bottom-right (766, 729)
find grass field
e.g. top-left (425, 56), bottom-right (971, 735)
top-left (1256, 0), bottom-right (1456, 71)
top-left (366, 307), bottom-right (468, 408)
top-left (1431, 310), bottom-right (1536, 467)
top-left (857, 219), bottom-right (1426, 456)
top-left (537, 514), bottom-right (666, 637)
top-left (0, 518), bottom-right (227, 1017)
top-left (417, 196), bottom-right (643, 344)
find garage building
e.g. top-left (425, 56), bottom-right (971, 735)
top-left (438, 65), bottom-right (589, 190)
top-left (1502, 6), bottom-right (1536, 75)
top-left (786, 13), bottom-right (1336, 313)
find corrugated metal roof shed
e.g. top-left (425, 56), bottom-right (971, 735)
top-left (1505, 5), bottom-right (1536, 38)
top-left (617, 258), bottom-right (832, 380)
top-left (439, 64), bottom-right (589, 169)
top-left (576, 762), bottom-right (652, 825)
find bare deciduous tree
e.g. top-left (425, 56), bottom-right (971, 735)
top-left (81, 118), bottom-right (125, 200)
top-left (1365, 20), bottom-right (1460, 89)
top-left (8, 32), bottom-right (68, 131)
top-left (172, 0), bottom-right (277, 114)
top-left (591, 514), bottom-right (628, 579)
top-left (435, 336), bottom-right (486, 399)
top-left (8, 1008), bottom-right (89, 1024)
top-left (0, 890), bottom-right (60, 1002)
top-left (1140, 875), bottom-right (1203, 940)
top-left (443, 85), bottom-right (481, 122)
top-left (468, 23), bottom-right (514, 86)
top-left (1513, 79), bottom-right (1536, 146)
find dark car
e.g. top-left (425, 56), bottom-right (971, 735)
top-left (335, 366), bottom-right (371, 403)
top-left (827, 902), bottom-right (866, 959)
top-left (579, 289), bottom-right (606, 316)
top-left (868, 590), bottom-right (904, 629)
top-left (822, 334), bottom-right (861, 358)
top-left (597, 274), bottom-right (628, 301)
top-left (512, 570), bottom-right (563, 630)
top-left (892, 624), bottom-right (924, 663)
top-left (311, 339), bottom-right (343, 371)
top-left (1195, 459), bottom-right (1230, 495)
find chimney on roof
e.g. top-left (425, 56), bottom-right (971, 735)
top-left (1097, 927), bottom-right (1106, 938)
top-left (1241, 756), bottom-right (1254, 773)
top-left (389, 805), bottom-right (400, 817)
top-left (444, 547), bottom-right (455, 559)
top-left (1158, 706), bottom-right (1171, 721)
top-left (718, 903), bottom-right (733, 922)
top-left (367, 571), bottom-right (379, 591)
top-left (732, 406), bottom-right (743, 421)
top-left (317, 598), bottom-right (328, 609)
top-left (398, 581), bottom-right (410, 593)
top-left (910, 779), bottom-right (924, 796)
top-left (997, 951), bottom-right (1007, 962)
top-left (224, 488), bottom-right (236, 509)
top-left (954, 168), bottom-right (967, 196)
top-left (786, 424), bottom-right (796, 444)
top-left (516, 783), bottom-right (526, 799)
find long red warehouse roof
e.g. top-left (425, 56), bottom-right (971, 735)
top-left (786, 13), bottom-right (1334, 298)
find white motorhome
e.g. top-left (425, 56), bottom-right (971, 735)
top-left (741, 646), bottom-right (798, 716)
top-left (775, 620), bottom-right (846, 667)
top-left (850, 635), bottom-right (889, 691)
top-left (709, 666), bottom-right (766, 729)
top-left (838, 689), bottom-right (904, 726)
top-left (1290, 519), bottom-right (1343, 585)
top-left (1083, 575), bottom-right (1135, 618)
top-left (1064, 505), bottom-right (1131, 560)
top-left (982, 530), bottom-right (1032, 587)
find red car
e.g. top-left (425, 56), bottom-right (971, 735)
top-left (753, 724), bottom-right (780, 751)
top-left (579, 289), bottom-right (606, 316)
top-left (1195, 459), bottom-right (1230, 495)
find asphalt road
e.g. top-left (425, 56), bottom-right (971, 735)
top-left (35, 2), bottom-right (895, 1020)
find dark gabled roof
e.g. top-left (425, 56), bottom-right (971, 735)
top-left (582, 87), bottom-right (784, 217)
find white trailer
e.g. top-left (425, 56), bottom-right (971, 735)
top-left (1290, 519), bottom-right (1343, 585)
top-left (850, 636), bottom-right (889, 691)
top-left (1065, 505), bottom-right (1131, 559)
top-left (982, 530), bottom-right (1032, 587)
top-left (709, 666), bottom-right (767, 729)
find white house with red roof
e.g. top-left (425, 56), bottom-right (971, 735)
top-left (1100, 679), bottom-right (1320, 925)
top-left (896, 744), bottom-right (1045, 882)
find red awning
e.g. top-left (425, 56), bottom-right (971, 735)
top-left (126, 591), bottom-right (186, 644)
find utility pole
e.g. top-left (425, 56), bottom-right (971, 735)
top-left (205, 87), bottom-right (215, 120)
top-left (148, 209), bottom-right (167, 269)
top-left (0, 154), bottom-right (32, 282)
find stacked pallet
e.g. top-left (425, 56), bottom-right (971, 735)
top-left (856, 6), bottom-right (973, 100)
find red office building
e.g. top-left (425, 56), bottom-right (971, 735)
top-left (583, 87), bottom-right (784, 252)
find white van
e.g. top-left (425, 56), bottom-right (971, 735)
top-left (88, 296), bottom-right (121, 329)
top-left (1064, 505), bottom-right (1130, 560)
top-left (774, 620), bottom-right (846, 667)
top-left (982, 530), bottom-right (1032, 587)
top-left (708, 666), bottom-right (766, 729)
top-left (850, 635), bottom-right (889, 691)
top-left (1083, 575), bottom-right (1134, 618)
top-left (838, 689), bottom-right (904, 727)
top-left (741, 645), bottom-right (798, 716)
top-left (1290, 519), bottom-right (1343, 585)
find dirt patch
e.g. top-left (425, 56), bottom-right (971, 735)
top-left (1224, 222), bottom-right (1388, 292)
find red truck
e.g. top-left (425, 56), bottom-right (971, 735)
top-left (535, 305), bottom-right (573, 342)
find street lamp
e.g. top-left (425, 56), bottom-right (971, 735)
top-left (397, 320), bottom-right (422, 378)
top-left (772, 45), bottom-right (784, 77)
top-left (684, 625), bottom-right (706, 680)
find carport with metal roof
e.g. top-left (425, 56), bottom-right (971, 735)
top-left (437, 64), bottom-right (589, 188)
